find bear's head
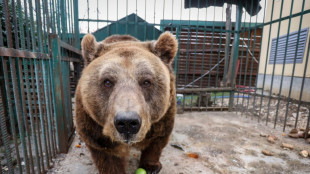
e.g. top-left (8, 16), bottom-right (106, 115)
top-left (79, 32), bottom-right (177, 144)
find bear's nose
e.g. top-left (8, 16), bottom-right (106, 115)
top-left (114, 111), bottom-right (141, 136)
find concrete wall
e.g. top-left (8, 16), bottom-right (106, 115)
top-left (256, 74), bottom-right (310, 102)
top-left (257, 0), bottom-right (310, 102)
top-left (259, 0), bottom-right (310, 77)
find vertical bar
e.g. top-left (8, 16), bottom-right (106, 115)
top-left (207, 2), bottom-right (216, 88)
top-left (17, 0), bottom-right (26, 49)
top-left (39, 59), bottom-right (53, 165)
top-left (241, 0), bottom-right (253, 116)
top-left (228, 3), bottom-right (243, 111)
top-left (97, 0), bottom-right (99, 30)
top-left (107, 0), bottom-right (109, 36)
top-left (47, 59), bottom-right (58, 157)
top-left (30, 60), bottom-right (45, 172)
top-left (246, 0), bottom-right (261, 118)
top-left (223, 4), bottom-right (232, 85)
top-left (50, 34), bottom-right (69, 153)
top-left (200, 2), bottom-right (208, 110)
top-left (74, 0), bottom-right (80, 49)
top-left (252, 0), bottom-right (267, 122)
top-left (23, 0), bottom-right (32, 50)
top-left (34, 59), bottom-right (50, 169)
top-left (190, 0), bottom-right (200, 111)
top-left (60, 0), bottom-right (68, 41)
top-left (216, 5), bottom-right (225, 110)
top-left (28, 0), bottom-right (37, 51)
top-left (11, 0), bottom-right (20, 49)
top-left (153, 0), bottom-right (157, 39)
top-left (295, 34), bottom-right (310, 129)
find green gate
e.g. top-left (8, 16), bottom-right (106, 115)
top-left (0, 0), bottom-right (81, 173)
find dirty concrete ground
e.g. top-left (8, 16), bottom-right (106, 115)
top-left (233, 95), bottom-right (309, 129)
top-left (48, 112), bottom-right (310, 174)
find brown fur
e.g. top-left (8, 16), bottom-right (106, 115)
top-left (75, 32), bottom-right (177, 174)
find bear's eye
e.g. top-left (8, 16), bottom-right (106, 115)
top-left (141, 80), bottom-right (151, 88)
top-left (103, 79), bottom-right (114, 88)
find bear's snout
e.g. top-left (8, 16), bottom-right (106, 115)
top-left (114, 111), bottom-right (141, 141)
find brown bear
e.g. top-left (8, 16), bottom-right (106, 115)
top-left (75, 32), bottom-right (177, 174)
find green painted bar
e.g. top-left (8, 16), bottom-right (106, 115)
top-left (50, 34), bottom-right (69, 153)
top-left (228, 3), bottom-right (243, 111)
top-left (74, 0), bottom-right (80, 49)
top-left (258, 0), bottom-right (276, 122)
top-left (252, 0), bottom-right (267, 122)
top-left (34, 59), bottom-right (50, 169)
top-left (29, 59), bottom-right (45, 172)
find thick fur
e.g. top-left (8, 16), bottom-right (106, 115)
top-left (75, 32), bottom-right (177, 174)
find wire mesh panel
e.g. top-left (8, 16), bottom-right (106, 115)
top-left (0, 0), bottom-right (82, 173)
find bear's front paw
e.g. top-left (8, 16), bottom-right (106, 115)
top-left (139, 161), bottom-right (162, 174)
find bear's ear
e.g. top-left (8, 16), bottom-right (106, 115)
top-left (81, 34), bottom-right (104, 64)
top-left (150, 32), bottom-right (178, 65)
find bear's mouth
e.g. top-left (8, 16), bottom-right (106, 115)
top-left (122, 133), bottom-right (133, 143)
top-left (118, 132), bottom-right (141, 145)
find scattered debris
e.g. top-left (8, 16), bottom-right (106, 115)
top-left (298, 132), bottom-right (305, 138)
top-left (186, 152), bottom-right (199, 159)
top-left (306, 138), bottom-right (310, 144)
top-left (267, 136), bottom-right (276, 144)
top-left (268, 135), bottom-right (278, 141)
top-left (260, 133), bottom-right (268, 137)
top-left (75, 144), bottom-right (81, 148)
top-left (290, 128), bottom-right (298, 134)
top-left (281, 143), bottom-right (294, 150)
top-left (288, 133), bottom-right (299, 138)
top-left (170, 143), bottom-right (184, 151)
top-left (300, 150), bottom-right (309, 158)
top-left (79, 153), bottom-right (85, 157)
top-left (281, 133), bottom-right (286, 136)
top-left (262, 150), bottom-right (274, 156)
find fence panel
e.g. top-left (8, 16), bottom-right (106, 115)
top-left (0, 0), bottom-right (81, 173)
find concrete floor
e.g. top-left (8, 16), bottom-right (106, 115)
top-left (48, 112), bottom-right (310, 174)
